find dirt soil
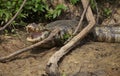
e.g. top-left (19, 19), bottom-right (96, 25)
top-left (0, 30), bottom-right (120, 76)
top-left (0, 1), bottom-right (120, 76)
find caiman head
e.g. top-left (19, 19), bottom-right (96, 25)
top-left (26, 23), bottom-right (50, 43)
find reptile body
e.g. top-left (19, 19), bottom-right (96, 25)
top-left (26, 20), bottom-right (120, 44)
top-left (26, 20), bottom-right (78, 45)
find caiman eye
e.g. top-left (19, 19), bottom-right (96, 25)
top-left (40, 37), bottom-right (43, 41)
top-left (40, 31), bottom-right (49, 39)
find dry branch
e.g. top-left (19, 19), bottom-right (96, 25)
top-left (73, 2), bottom-right (89, 35)
top-left (0, 0), bottom-right (26, 31)
top-left (0, 29), bottom-right (60, 62)
top-left (64, 2), bottom-right (89, 44)
top-left (46, 0), bottom-right (96, 75)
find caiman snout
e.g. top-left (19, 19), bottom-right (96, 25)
top-left (26, 23), bottom-right (50, 43)
top-left (26, 30), bottom-right (50, 43)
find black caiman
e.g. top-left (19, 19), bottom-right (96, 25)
top-left (26, 20), bottom-right (120, 45)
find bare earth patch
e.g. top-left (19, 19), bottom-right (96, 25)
top-left (0, 32), bottom-right (120, 76)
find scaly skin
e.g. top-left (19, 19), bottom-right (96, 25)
top-left (26, 20), bottom-right (120, 43)
top-left (26, 20), bottom-right (79, 44)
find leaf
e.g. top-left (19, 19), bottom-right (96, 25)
top-left (56, 4), bottom-right (67, 10)
top-left (35, 3), bottom-right (39, 8)
top-left (103, 8), bottom-right (112, 16)
top-left (37, 4), bottom-right (46, 12)
top-left (32, 8), bottom-right (37, 12)
top-left (4, 12), bottom-right (11, 22)
top-left (12, 1), bottom-right (16, 6)
top-left (7, 1), bottom-right (11, 6)
top-left (11, 29), bottom-right (15, 33)
top-left (63, 34), bottom-right (71, 40)
top-left (19, 14), bottom-right (27, 18)
top-left (57, 10), bottom-right (61, 16)
top-left (53, 13), bottom-right (57, 19)
top-left (70, 0), bottom-right (79, 5)
top-left (90, 0), bottom-right (96, 10)
top-left (0, 10), bottom-right (4, 17)
top-left (5, 29), bottom-right (8, 35)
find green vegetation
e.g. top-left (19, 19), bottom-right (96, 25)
top-left (0, 0), bottom-right (67, 27)
top-left (0, 0), bottom-right (118, 29)
top-left (62, 33), bottom-right (71, 42)
top-left (70, 0), bottom-right (80, 5)
top-left (103, 8), bottom-right (112, 17)
top-left (62, 73), bottom-right (67, 76)
top-left (90, 0), bottom-right (97, 10)
top-left (45, 4), bottom-right (67, 19)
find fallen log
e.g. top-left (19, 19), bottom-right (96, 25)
top-left (46, 0), bottom-right (96, 75)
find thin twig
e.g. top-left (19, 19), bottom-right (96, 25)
top-left (94, 0), bottom-right (99, 25)
top-left (0, 28), bottom-right (60, 62)
top-left (73, 2), bottom-right (89, 35)
top-left (64, 1), bottom-right (89, 44)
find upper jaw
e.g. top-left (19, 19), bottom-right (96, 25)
top-left (26, 30), bottom-right (50, 43)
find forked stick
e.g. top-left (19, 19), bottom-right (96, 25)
top-left (46, 0), bottom-right (96, 75)
top-left (0, 29), bottom-right (60, 62)
top-left (64, 2), bottom-right (89, 44)
top-left (73, 2), bottom-right (89, 35)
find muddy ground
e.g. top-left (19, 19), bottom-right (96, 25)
top-left (0, 30), bottom-right (120, 76)
top-left (0, 1), bottom-right (120, 76)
